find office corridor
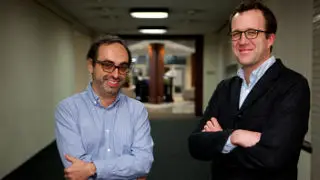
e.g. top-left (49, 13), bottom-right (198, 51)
top-left (3, 115), bottom-right (210, 180)
top-left (1, 0), bottom-right (316, 179)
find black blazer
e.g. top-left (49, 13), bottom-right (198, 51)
top-left (188, 60), bottom-right (310, 180)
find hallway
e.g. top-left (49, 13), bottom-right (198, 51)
top-left (0, 0), bottom-right (316, 179)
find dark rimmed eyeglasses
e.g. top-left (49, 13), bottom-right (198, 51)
top-left (230, 29), bottom-right (268, 41)
top-left (95, 60), bottom-right (130, 74)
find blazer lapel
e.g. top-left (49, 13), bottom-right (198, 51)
top-left (239, 59), bottom-right (284, 112)
top-left (230, 76), bottom-right (242, 112)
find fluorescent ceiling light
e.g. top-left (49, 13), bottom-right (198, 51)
top-left (138, 27), bottom-right (167, 34)
top-left (130, 8), bottom-right (169, 19)
top-left (131, 12), bottom-right (168, 19)
top-left (139, 29), bottom-right (167, 34)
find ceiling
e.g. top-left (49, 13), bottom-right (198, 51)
top-left (36, 0), bottom-right (241, 35)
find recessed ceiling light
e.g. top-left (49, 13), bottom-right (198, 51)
top-left (130, 8), bottom-right (169, 19)
top-left (138, 26), bottom-right (168, 34)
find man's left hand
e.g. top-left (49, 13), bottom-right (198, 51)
top-left (64, 154), bottom-right (96, 180)
top-left (230, 129), bottom-right (261, 148)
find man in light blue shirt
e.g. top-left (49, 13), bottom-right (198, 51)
top-left (55, 35), bottom-right (154, 180)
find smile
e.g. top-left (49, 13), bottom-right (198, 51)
top-left (107, 80), bottom-right (120, 87)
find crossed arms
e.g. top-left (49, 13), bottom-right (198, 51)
top-left (188, 78), bottom-right (310, 169)
top-left (55, 101), bottom-right (153, 180)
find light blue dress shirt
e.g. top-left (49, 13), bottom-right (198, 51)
top-left (55, 83), bottom-right (154, 179)
top-left (222, 56), bottom-right (276, 154)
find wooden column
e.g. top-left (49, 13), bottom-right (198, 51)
top-left (148, 43), bottom-right (164, 104)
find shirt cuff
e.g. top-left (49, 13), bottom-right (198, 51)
top-left (221, 136), bottom-right (237, 154)
top-left (93, 160), bottom-right (113, 179)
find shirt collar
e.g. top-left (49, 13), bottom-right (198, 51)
top-left (237, 56), bottom-right (276, 85)
top-left (87, 82), bottom-right (122, 108)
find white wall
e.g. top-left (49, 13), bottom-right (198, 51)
top-left (202, 33), bottom-right (225, 109)
top-left (0, 0), bottom-right (91, 178)
top-left (298, 151), bottom-right (311, 180)
top-left (265, 0), bottom-right (313, 87)
top-left (73, 31), bottom-right (92, 92)
top-left (310, 0), bottom-right (320, 179)
top-left (203, 25), bottom-right (236, 110)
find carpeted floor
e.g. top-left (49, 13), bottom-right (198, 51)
top-left (3, 115), bottom-right (211, 180)
top-left (147, 115), bottom-right (211, 180)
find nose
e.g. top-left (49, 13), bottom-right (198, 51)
top-left (111, 67), bottom-right (119, 78)
top-left (239, 33), bottom-right (249, 44)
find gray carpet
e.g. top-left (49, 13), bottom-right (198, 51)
top-left (148, 115), bottom-right (211, 180)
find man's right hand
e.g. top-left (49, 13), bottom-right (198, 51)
top-left (230, 129), bottom-right (261, 148)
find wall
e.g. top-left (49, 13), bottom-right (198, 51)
top-left (202, 28), bottom-right (233, 110)
top-left (73, 31), bottom-right (92, 92)
top-left (0, 0), bottom-right (90, 177)
top-left (311, 0), bottom-right (320, 179)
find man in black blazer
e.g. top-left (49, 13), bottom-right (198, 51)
top-left (188, 1), bottom-right (310, 180)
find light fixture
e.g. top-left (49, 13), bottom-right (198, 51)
top-left (138, 26), bottom-right (168, 34)
top-left (130, 8), bottom-right (169, 19)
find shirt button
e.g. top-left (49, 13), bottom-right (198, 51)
top-left (107, 148), bottom-right (111, 152)
top-left (105, 129), bottom-right (110, 133)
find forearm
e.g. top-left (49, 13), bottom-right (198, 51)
top-left (55, 104), bottom-right (92, 168)
top-left (228, 127), bottom-right (307, 169)
top-left (93, 153), bottom-right (153, 179)
top-left (188, 130), bottom-right (232, 161)
top-left (228, 79), bottom-right (310, 168)
top-left (55, 137), bottom-right (92, 168)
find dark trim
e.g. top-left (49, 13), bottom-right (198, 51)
top-left (2, 140), bottom-right (64, 180)
top-left (194, 36), bottom-right (204, 116)
top-left (302, 140), bottom-right (312, 154)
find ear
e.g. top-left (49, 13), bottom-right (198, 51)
top-left (87, 59), bottom-right (94, 74)
top-left (267, 33), bottom-right (276, 49)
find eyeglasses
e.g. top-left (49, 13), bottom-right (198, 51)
top-left (230, 29), bottom-right (268, 41)
top-left (95, 60), bottom-right (130, 74)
